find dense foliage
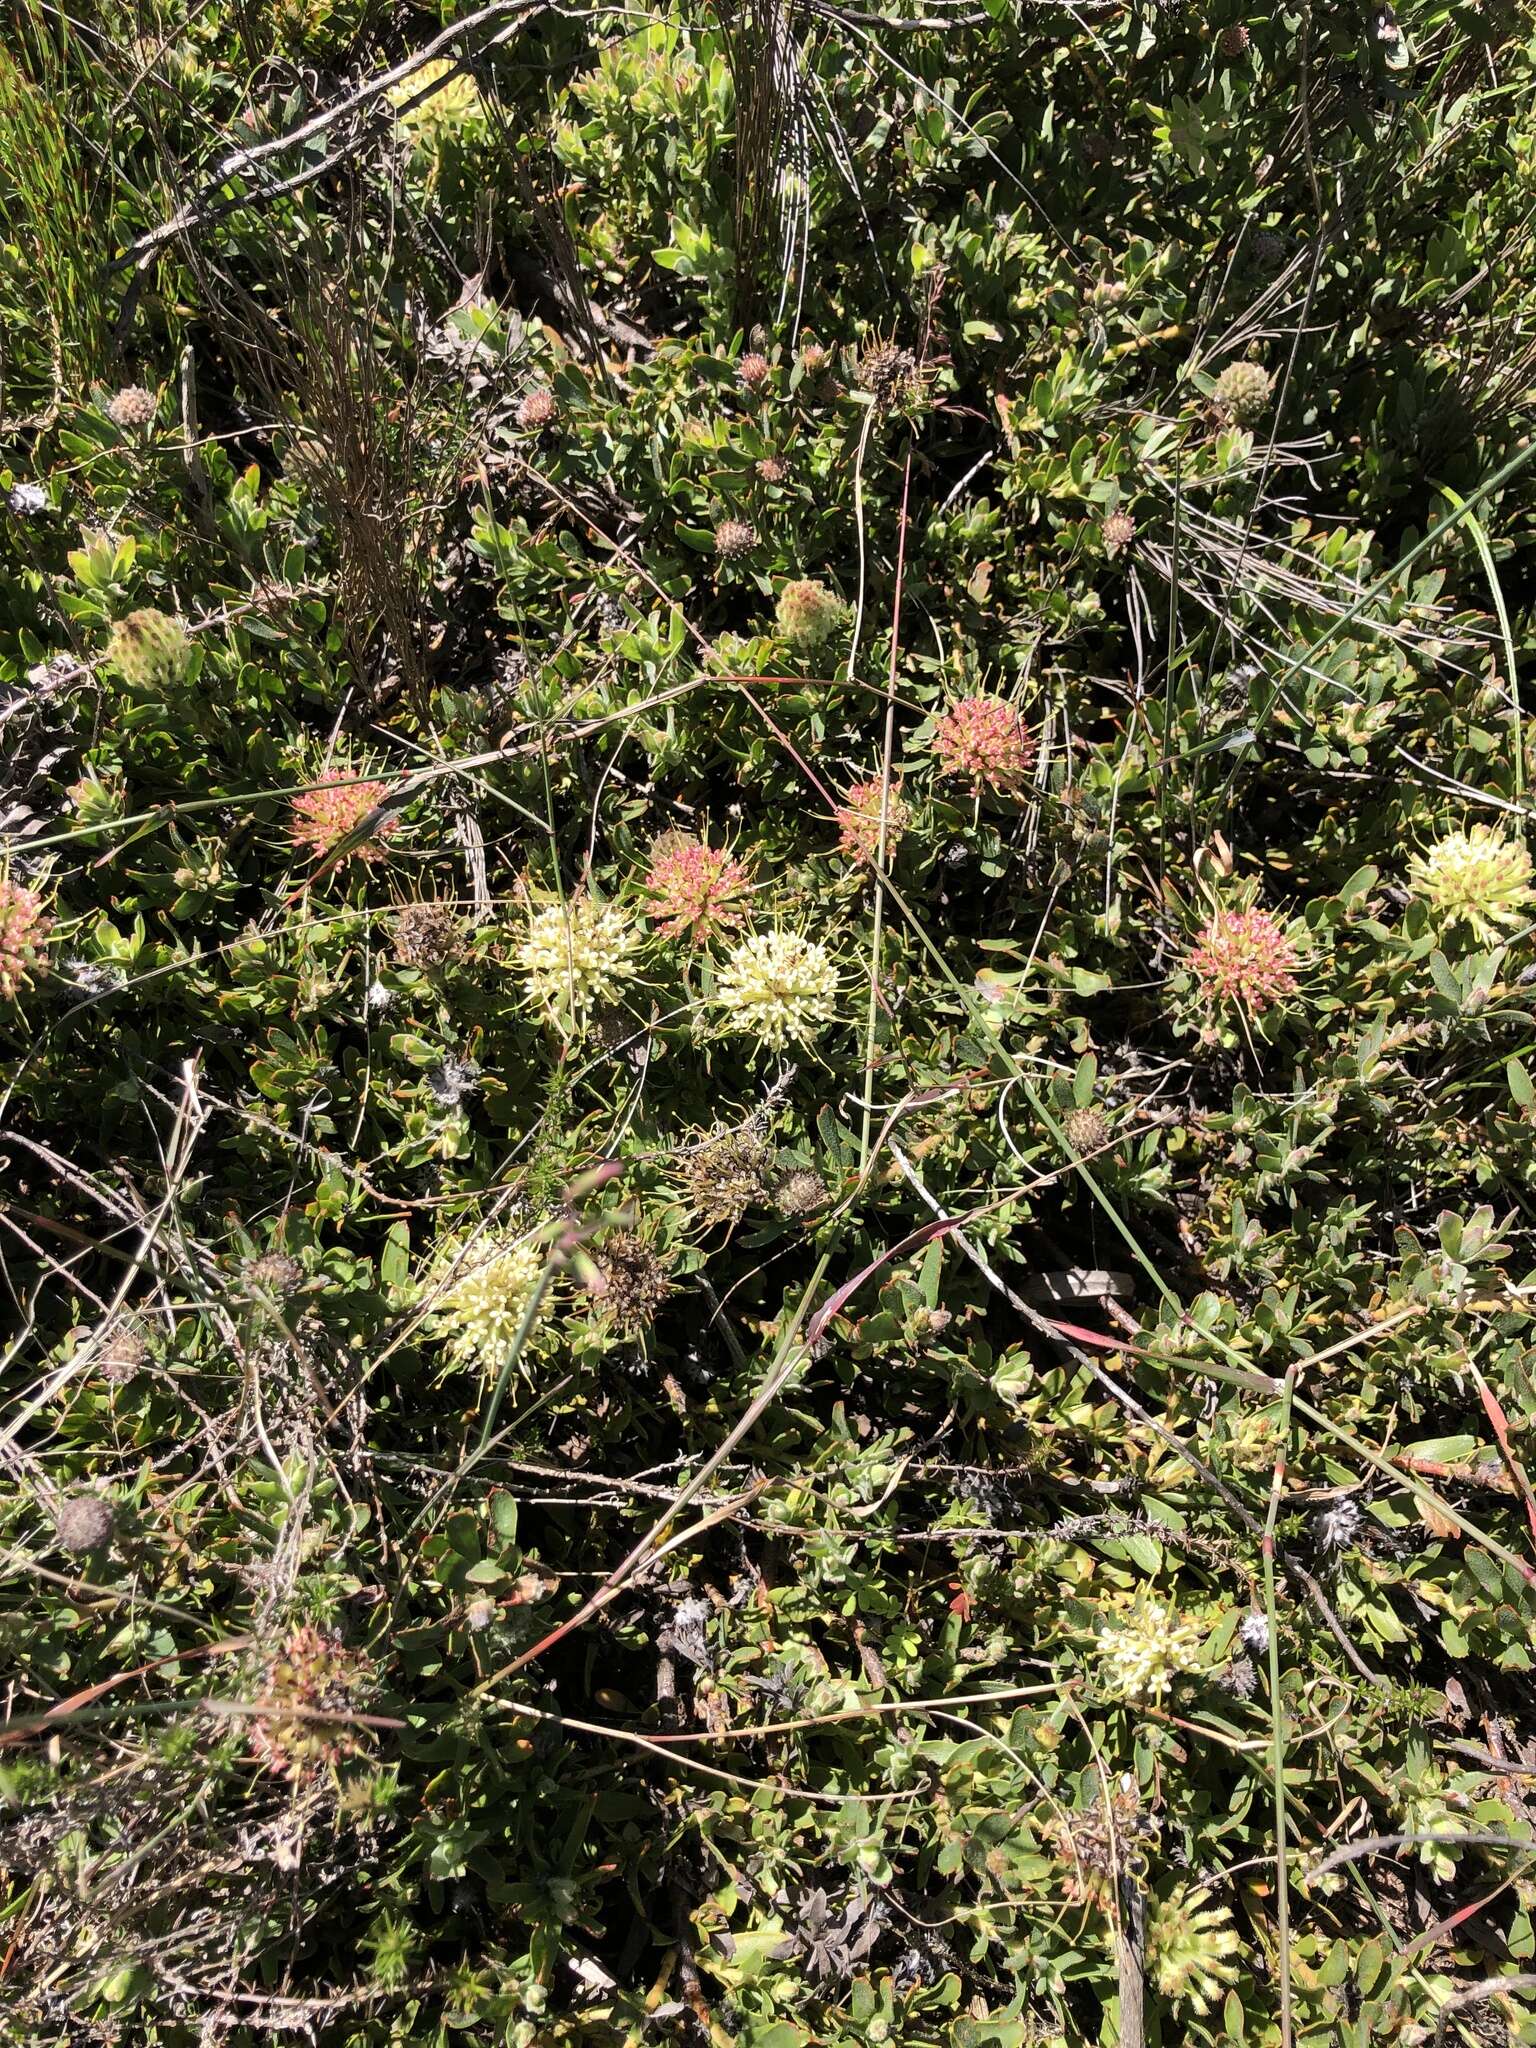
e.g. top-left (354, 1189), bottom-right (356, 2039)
top-left (4, 1), bottom-right (1536, 2043)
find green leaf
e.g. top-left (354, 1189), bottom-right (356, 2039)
top-left (1405, 1434), bottom-right (1477, 1463)
top-left (380, 1221), bottom-right (411, 1293)
top-left (1428, 951), bottom-right (1464, 1004)
top-left (918, 1237), bottom-right (943, 1309)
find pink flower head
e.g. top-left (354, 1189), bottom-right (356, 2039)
top-left (1187, 908), bottom-right (1300, 1012)
top-left (934, 694), bottom-right (1035, 792)
top-left (290, 777), bottom-right (400, 864)
top-left (836, 777), bottom-right (912, 863)
top-left (643, 835), bottom-right (751, 943)
top-left (0, 879), bottom-right (51, 999)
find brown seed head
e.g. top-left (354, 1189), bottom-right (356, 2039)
top-left (250, 1624), bottom-right (371, 1782)
top-left (1101, 510), bottom-right (1137, 556)
top-left (106, 385), bottom-right (157, 432)
top-left (775, 1167), bottom-right (830, 1219)
top-left (244, 1251), bottom-right (306, 1302)
top-left (516, 387), bottom-right (559, 432)
top-left (55, 1493), bottom-right (116, 1553)
top-left (713, 517), bottom-right (758, 561)
top-left (96, 1319), bottom-right (149, 1383)
top-left (1063, 1105), bottom-right (1112, 1156)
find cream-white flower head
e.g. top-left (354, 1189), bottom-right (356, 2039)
top-left (1408, 824), bottom-right (1535, 945)
top-left (714, 929), bottom-right (839, 1050)
top-left (434, 1236), bottom-right (546, 1370)
top-left (516, 894), bottom-right (642, 1036)
top-left (1096, 1596), bottom-right (1203, 1703)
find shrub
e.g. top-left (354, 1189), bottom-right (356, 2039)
top-left (6, 4), bottom-right (1536, 2042)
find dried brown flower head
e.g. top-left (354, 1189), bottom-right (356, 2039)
top-left (682, 1126), bottom-right (778, 1227)
top-left (855, 339), bottom-right (920, 412)
top-left (1042, 1784), bottom-right (1157, 1911)
top-left (249, 1624), bottom-right (371, 1782)
top-left (393, 900), bottom-right (467, 969)
top-left (593, 1230), bottom-right (673, 1332)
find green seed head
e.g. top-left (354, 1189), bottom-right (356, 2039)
top-left (1212, 360), bottom-right (1273, 426)
top-left (775, 579), bottom-right (845, 648)
top-left (107, 609), bottom-right (193, 688)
